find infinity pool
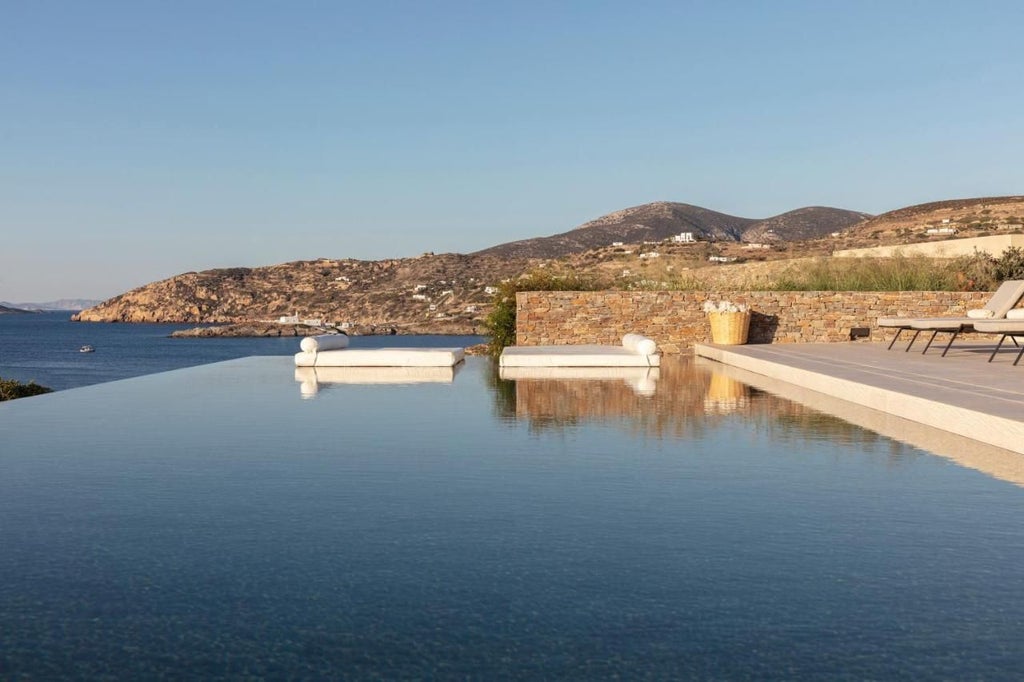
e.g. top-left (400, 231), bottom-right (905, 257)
top-left (1, 356), bottom-right (1022, 678)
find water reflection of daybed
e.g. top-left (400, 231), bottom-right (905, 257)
top-left (499, 334), bottom-right (660, 367)
top-left (294, 335), bottom-right (465, 367)
top-left (295, 366), bottom-right (461, 397)
top-left (295, 366), bottom-right (460, 385)
top-left (498, 366), bottom-right (660, 397)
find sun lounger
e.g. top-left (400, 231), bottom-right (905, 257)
top-left (499, 334), bottom-right (660, 367)
top-left (972, 320), bottom-right (1024, 365)
top-left (878, 280), bottom-right (1024, 354)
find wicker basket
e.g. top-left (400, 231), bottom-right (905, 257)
top-left (708, 311), bottom-right (751, 345)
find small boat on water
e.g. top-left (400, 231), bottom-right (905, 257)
top-left (79, 345), bottom-right (95, 353)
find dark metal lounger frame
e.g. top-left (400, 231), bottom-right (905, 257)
top-left (889, 324), bottom-right (1022, 358)
top-left (887, 324), bottom-right (968, 356)
top-left (987, 333), bottom-right (1024, 365)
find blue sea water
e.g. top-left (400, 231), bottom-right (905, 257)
top-left (0, 311), bottom-right (483, 390)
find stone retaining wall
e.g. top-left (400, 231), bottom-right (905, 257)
top-left (516, 291), bottom-right (995, 353)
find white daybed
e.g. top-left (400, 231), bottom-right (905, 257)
top-left (294, 335), bottom-right (465, 368)
top-left (499, 334), bottom-right (660, 368)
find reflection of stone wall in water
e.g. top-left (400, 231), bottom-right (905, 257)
top-left (517, 291), bottom-right (992, 351)
top-left (512, 359), bottom-right (708, 435)
top-left (507, 358), bottom-right (899, 449)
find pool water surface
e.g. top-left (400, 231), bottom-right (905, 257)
top-left (1, 356), bottom-right (1022, 679)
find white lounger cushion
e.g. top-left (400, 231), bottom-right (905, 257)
top-left (499, 344), bottom-right (660, 367)
top-left (295, 347), bottom-right (465, 367)
top-left (966, 308), bottom-right (995, 319)
top-left (878, 317), bottom-right (910, 328)
top-left (907, 317), bottom-right (974, 331)
top-left (972, 320), bottom-right (1024, 333)
top-left (1007, 309), bottom-right (1024, 320)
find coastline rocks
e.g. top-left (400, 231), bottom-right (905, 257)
top-left (170, 324), bottom-right (336, 338)
top-left (169, 320), bottom-right (481, 338)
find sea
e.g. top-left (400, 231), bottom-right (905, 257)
top-left (0, 311), bottom-right (485, 391)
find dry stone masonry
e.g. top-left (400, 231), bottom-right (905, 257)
top-left (516, 291), bottom-right (994, 353)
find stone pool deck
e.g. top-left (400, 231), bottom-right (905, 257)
top-left (695, 340), bottom-right (1024, 457)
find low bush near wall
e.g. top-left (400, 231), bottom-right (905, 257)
top-left (484, 271), bottom-right (604, 356)
top-left (994, 247), bottom-right (1024, 281)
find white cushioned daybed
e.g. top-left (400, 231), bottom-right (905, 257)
top-left (294, 335), bottom-right (465, 367)
top-left (499, 334), bottom-right (660, 368)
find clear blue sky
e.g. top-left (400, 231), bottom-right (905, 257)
top-left (2, 1), bottom-right (1022, 301)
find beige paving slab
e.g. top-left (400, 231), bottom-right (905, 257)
top-left (694, 341), bottom-right (1024, 455)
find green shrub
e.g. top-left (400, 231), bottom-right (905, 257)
top-left (994, 246), bottom-right (1024, 281)
top-left (483, 271), bottom-right (602, 356)
top-left (949, 250), bottom-right (997, 290)
top-left (0, 377), bottom-right (53, 401)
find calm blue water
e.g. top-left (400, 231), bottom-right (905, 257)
top-left (1, 356), bottom-right (1023, 678)
top-left (0, 311), bottom-right (483, 390)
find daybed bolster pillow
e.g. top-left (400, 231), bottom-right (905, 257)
top-left (622, 333), bottom-right (658, 355)
top-left (966, 308), bottom-right (996, 319)
top-left (1006, 309), bottom-right (1024, 320)
top-left (300, 334), bottom-right (350, 353)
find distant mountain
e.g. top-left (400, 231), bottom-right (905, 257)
top-left (473, 201), bottom-right (870, 259)
top-left (0, 303), bottom-right (32, 314)
top-left (2, 299), bottom-right (102, 312)
top-left (473, 202), bottom-right (758, 259)
top-left (741, 207), bottom-right (872, 243)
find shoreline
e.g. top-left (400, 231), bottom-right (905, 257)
top-left (169, 321), bottom-right (483, 338)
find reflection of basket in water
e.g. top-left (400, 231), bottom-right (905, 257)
top-left (707, 374), bottom-right (748, 400)
top-left (708, 311), bottom-right (751, 345)
top-left (704, 373), bottom-right (751, 413)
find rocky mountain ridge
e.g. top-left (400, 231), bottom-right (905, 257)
top-left (473, 202), bottom-right (870, 259)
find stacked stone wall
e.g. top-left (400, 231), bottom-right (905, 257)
top-left (516, 291), bottom-right (995, 353)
